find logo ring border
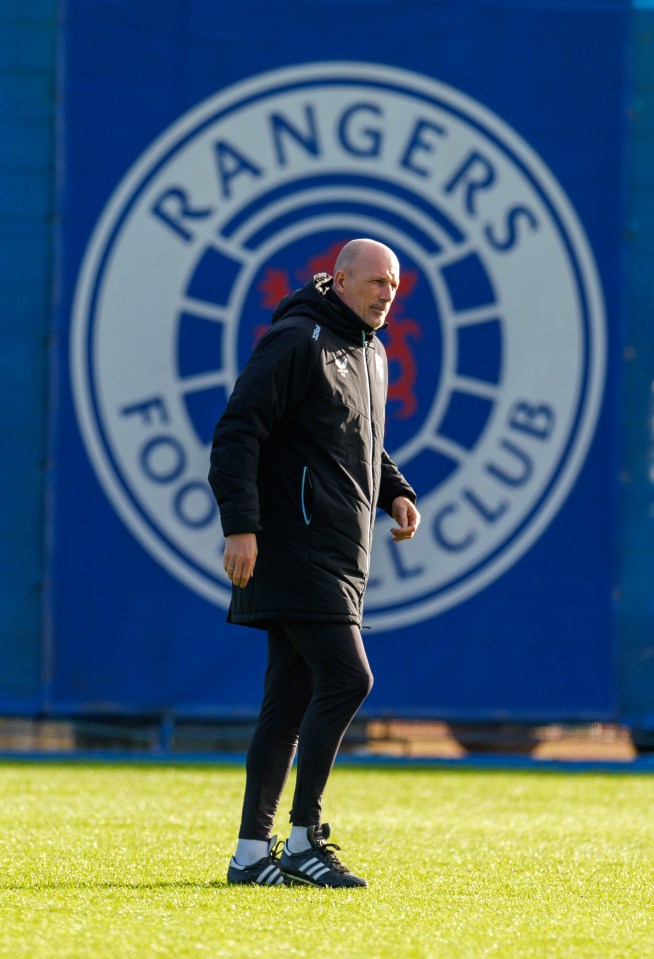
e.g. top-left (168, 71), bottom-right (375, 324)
top-left (71, 62), bottom-right (606, 619)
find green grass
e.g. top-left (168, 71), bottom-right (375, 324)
top-left (0, 762), bottom-right (653, 959)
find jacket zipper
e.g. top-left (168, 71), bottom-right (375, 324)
top-left (361, 331), bottom-right (375, 582)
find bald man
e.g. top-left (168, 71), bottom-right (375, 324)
top-left (209, 239), bottom-right (420, 887)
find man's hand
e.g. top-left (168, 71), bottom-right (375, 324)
top-left (390, 496), bottom-right (420, 542)
top-left (223, 533), bottom-right (258, 588)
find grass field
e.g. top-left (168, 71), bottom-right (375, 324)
top-left (0, 762), bottom-right (653, 959)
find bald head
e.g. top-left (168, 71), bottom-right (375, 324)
top-left (334, 238), bottom-right (398, 275)
top-left (332, 238), bottom-right (400, 330)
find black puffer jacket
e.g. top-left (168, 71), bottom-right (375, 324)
top-left (208, 274), bottom-right (416, 628)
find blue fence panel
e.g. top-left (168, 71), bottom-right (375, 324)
top-left (47, 0), bottom-right (632, 720)
top-left (617, 6), bottom-right (654, 732)
top-left (0, 0), bottom-right (57, 714)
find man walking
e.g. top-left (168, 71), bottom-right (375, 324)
top-left (208, 238), bottom-right (420, 887)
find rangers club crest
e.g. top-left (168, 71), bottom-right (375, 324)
top-left (71, 62), bottom-right (606, 630)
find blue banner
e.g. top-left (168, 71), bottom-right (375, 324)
top-left (51, 0), bottom-right (629, 720)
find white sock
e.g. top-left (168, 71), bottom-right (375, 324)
top-left (287, 824), bottom-right (312, 853)
top-left (233, 838), bottom-right (269, 866)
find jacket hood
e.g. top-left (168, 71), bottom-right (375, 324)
top-left (271, 273), bottom-right (382, 344)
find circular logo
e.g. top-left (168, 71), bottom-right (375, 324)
top-left (71, 62), bottom-right (606, 630)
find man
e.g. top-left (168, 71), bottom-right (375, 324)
top-left (208, 238), bottom-right (420, 888)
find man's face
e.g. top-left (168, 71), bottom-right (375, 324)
top-left (333, 248), bottom-right (400, 330)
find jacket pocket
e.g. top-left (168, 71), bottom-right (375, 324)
top-left (301, 466), bottom-right (313, 525)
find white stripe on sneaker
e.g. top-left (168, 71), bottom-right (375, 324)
top-left (257, 864), bottom-right (276, 883)
top-left (300, 857), bottom-right (320, 874)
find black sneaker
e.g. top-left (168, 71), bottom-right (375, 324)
top-left (279, 824), bottom-right (368, 888)
top-left (227, 837), bottom-right (285, 886)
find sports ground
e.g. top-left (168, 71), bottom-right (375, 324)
top-left (1, 761), bottom-right (652, 959)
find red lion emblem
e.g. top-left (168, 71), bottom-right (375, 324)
top-left (256, 242), bottom-right (422, 420)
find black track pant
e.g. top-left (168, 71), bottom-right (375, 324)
top-left (238, 620), bottom-right (373, 840)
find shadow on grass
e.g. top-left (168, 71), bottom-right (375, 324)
top-left (4, 879), bottom-right (312, 891)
